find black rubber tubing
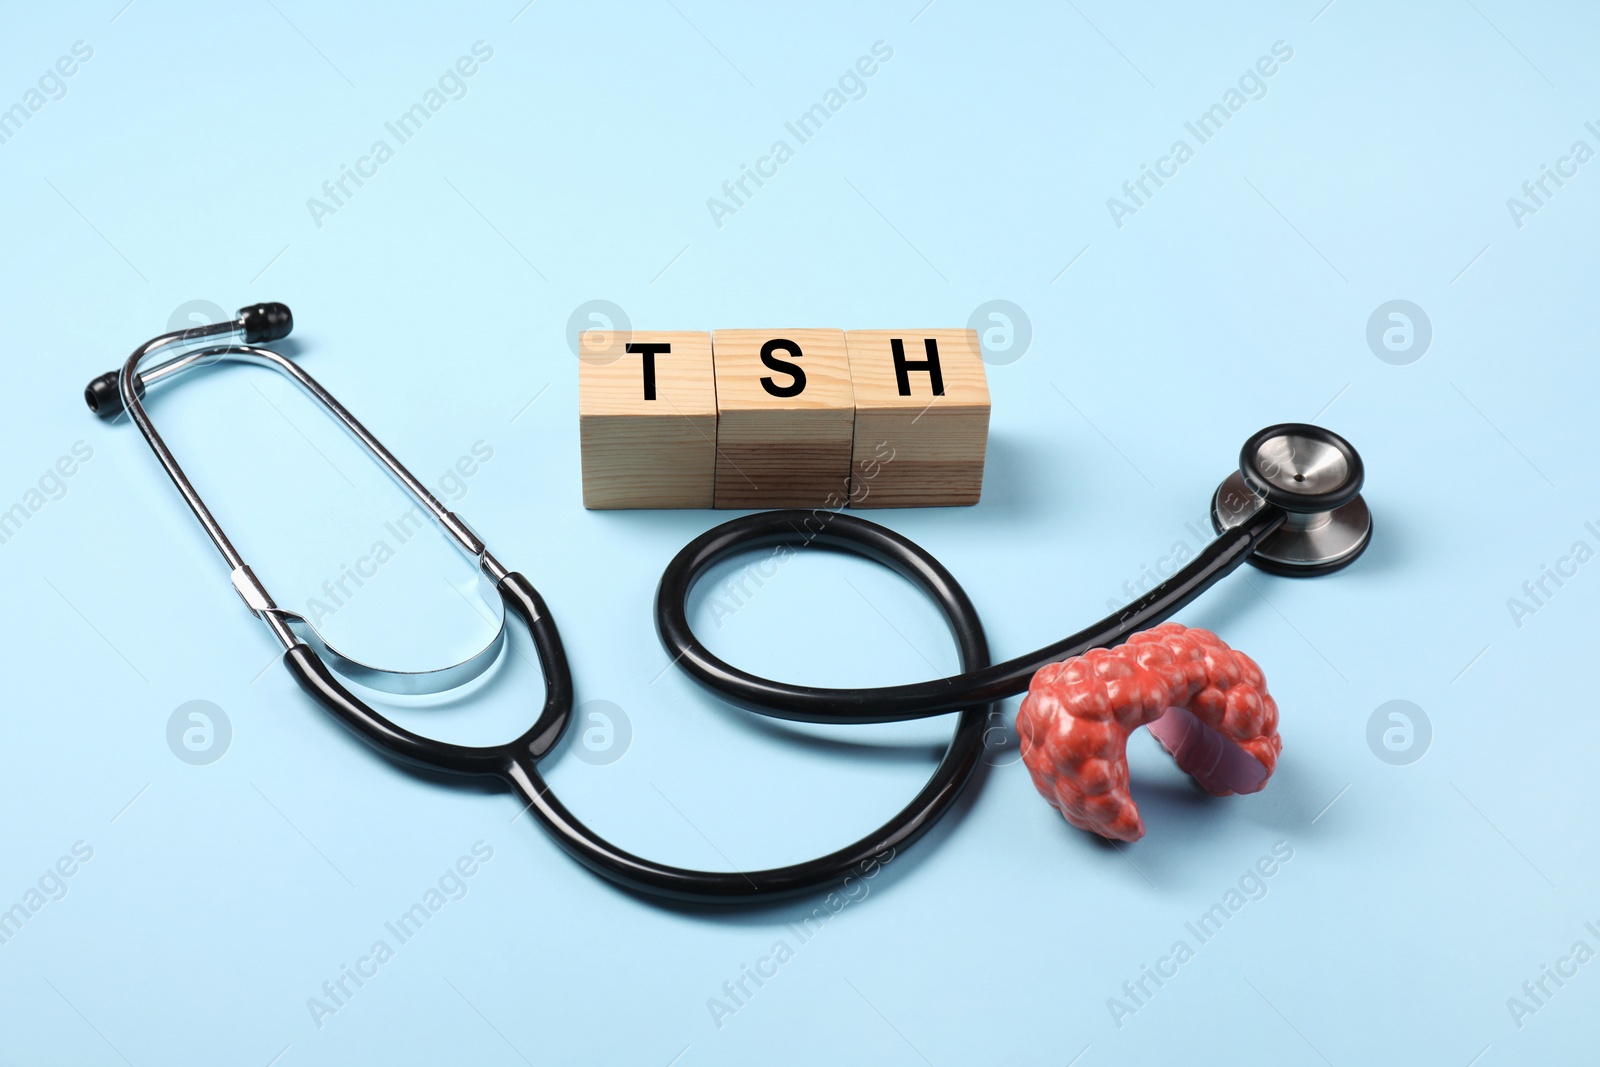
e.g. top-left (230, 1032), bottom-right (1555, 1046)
top-left (654, 506), bottom-right (1286, 723)
top-left (288, 504), bottom-right (1287, 904)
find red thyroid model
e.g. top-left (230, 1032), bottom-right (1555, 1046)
top-left (1017, 623), bottom-right (1281, 842)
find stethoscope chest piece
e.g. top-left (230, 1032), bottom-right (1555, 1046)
top-left (1212, 423), bottom-right (1372, 577)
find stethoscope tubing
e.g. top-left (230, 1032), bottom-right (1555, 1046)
top-left (654, 503), bottom-right (1289, 724)
top-left (502, 510), bottom-right (1000, 901)
top-left (283, 501), bottom-right (1282, 904)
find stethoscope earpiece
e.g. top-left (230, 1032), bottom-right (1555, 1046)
top-left (1212, 422), bottom-right (1372, 577)
top-left (239, 302), bottom-right (294, 343)
top-left (84, 368), bottom-right (140, 419)
top-left (84, 303), bottom-right (294, 421)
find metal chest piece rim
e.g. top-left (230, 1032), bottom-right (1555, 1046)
top-left (1211, 422), bottom-right (1373, 577)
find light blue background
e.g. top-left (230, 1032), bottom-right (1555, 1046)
top-left (0, 1), bottom-right (1595, 1064)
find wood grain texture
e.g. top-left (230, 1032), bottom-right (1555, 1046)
top-left (844, 329), bottom-right (990, 507)
top-left (579, 330), bottom-right (718, 509)
top-left (711, 329), bottom-right (855, 508)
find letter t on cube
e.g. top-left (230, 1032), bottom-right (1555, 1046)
top-left (579, 331), bottom-right (717, 508)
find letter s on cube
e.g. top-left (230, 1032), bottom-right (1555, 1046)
top-left (710, 328), bottom-right (855, 509)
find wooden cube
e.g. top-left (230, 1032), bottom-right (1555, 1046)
top-left (710, 329), bottom-right (855, 509)
top-left (579, 330), bottom-right (717, 509)
top-left (843, 329), bottom-right (990, 507)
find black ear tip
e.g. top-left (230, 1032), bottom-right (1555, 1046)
top-left (84, 371), bottom-right (137, 420)
top-left (238, 302), bottom-right (293, 343)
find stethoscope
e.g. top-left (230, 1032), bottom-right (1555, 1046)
top-left (85, 303), bottom-right (1373, 904)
